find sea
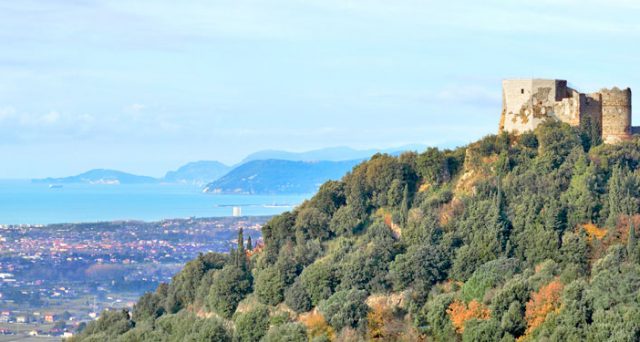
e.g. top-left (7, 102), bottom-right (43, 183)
top-left (0, 180), bottom-right (312, 225)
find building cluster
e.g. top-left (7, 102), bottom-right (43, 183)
top-left (0, 216), bottom-right (266, 337)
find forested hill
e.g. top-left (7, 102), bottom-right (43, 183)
top-left (72, 121), bottom-right (640, 341)
top-left (203, 159), bottom-right (362, 194)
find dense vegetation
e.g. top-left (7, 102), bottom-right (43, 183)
top-left (73, 122), bottom-right (640, 341)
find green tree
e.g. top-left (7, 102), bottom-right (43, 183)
top-left (329, 205), bottom-right (363, 236)
top-left (295, 207), bottom-right (331, 240)
top-left (300, 261), bottom-right (337, 306)
top-left (318, 289), bottom-right (369, 331)
top-left (263, 323), bottom-right (308, 342)
top-left (500, 301), bottom-right (525, 337)
top-left (234, 305), bottom-right (270, 342)
top-left (254, 266), bottom-right (285, 306)
top-left (207, 265), bottom-right (252, 318)
top-left (284, 279), bottom-right (312, 313)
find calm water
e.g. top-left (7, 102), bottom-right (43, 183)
top-left (0, 180), bottom-right (311, 225)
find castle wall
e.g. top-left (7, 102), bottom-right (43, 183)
top-left (552, 88), bottom-right (581, 126)
top-left (580, 92), bottom-right (602, 133)
top-left (500, 79), bottom-right (633, 144)
top-left (601, 87), bottom-right (632, 144)
top-left (501, 79), bottom-right (580, 134)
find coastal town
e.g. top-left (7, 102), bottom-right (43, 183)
top-left (0, 216), bottom-right (267, 338)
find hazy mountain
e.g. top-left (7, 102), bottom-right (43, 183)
top-left (239, 145), bottom-right (427, 164)
top-left (163, 161), bottom-right (231, 185)
top-left (203, 159), bottom-right (361, 194)
top-left (33, 169), bottom-right (159, 185)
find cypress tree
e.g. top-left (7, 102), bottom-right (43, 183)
top-left (237, 228), bottom-right (245, 269)
top-left (247, 235), bottom-right (253, 251)
top-left (606, 166), bottom-right (624, 228)
top-left (401, 184), bottom-right (410, 224)
top-left (627, 198), bottom-right (638, 263)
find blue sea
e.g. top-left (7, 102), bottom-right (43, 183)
top-left (0, 180), bottom-right (311, 225)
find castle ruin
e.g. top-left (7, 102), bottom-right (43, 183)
top-left (499, 79), bottom-right (636, 144)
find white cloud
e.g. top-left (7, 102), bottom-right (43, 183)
top-left (41, 111), bottom-right (60, 124)
top-left (0, 107), bottom-right (15, 121)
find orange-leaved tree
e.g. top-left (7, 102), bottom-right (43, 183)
top-left (524, 279), bottom-right (564, 334)
top-left (447, 299), bottom-right (491, 333)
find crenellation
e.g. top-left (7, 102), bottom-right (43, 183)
top-left (499, 79), bottom-right (636, 144)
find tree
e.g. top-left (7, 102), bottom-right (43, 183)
top-left (295, 207), bottom-right (331, 240)
top-left (400, 184), bottom-right (410, 224)
top-left (263, 323), bottom-right (308, 342)
top-left (389, 243), bottom-right (450, 292)
top-left (318, 289), bottom-right (369, 331)
top-left (247, 235), bottom-right (253, 251)
top-left (285, 279), bottom-right (312, 313)
top-left (234, 305), bottom-right (270, 342)
top-left (236, 228), bottom-right (246, 270)
top-left (300, 261), bottom-right (337, 306)
top-left (254, 266), bottom-right (285, 306)
top-left (207, 265), bottom-right (252, 318)
top-left (447, 300), bottom-right (491, 333)
top-left (76, 309), bottom-right (135, 340)
top-left (165, 253), bottom-right (217, 312)
top-left (524, 279), bottom-right (563, 335)
top-left (628, 214), bottom-right (638, 263)
top-left (461, 319), bottom-right (504, 342)
top-left (134, 292), bottom-right (164, 321)
top-left (416, 147), bottom-right (450, 184)
top-left (329, 205), bottom-right (362, 236)
top-left (500, 301), bottom-right (525, 337)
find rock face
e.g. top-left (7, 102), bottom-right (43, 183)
top-left (499, 78), bottom-right (634, 144)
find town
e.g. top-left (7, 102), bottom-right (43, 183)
top-left (0, 216), bottom-right (267, 339)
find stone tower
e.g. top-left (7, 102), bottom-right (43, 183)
top-left (600, 87), bottom-right (632, 144)
top-left (499, 79), bottom-right (636, 144)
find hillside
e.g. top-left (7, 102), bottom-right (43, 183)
top-left (73, 122), bottom-right (640, 341)
top-left (203, 159), bottom-right (362, 195)
top-left (163, 161), bottom-right (230, 185)
top-left (33, 169), bottom-right (159, 185)
top-left (240, 145), bottom-right (427, 164)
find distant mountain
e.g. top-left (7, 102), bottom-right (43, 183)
top-left (33, 169), bottom-right (159, 185)
top-left (239, 145), bottom-right (427, 164)
top-left (163, 161), bottom-right (231, 185)
top-left (203, 159), bottom-right (361, 194)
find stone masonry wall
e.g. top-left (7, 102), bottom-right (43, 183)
top-left (500, 79), bottom-right (635, 144)
top-left (601, 87), bottom-right (632, 144)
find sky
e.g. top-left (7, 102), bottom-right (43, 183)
top-left (2, 0), bottom-right (640, 178)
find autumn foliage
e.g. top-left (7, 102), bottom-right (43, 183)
top-left (583, 223), bottom-right (607, 241)
top-left (524, 279), bottom-right (564, 334)
top-left (447, 299), bottom-right (491, 333)
top-left (299, 309), bottom-right (334, 340)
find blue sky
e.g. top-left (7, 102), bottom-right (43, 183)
top-left (2, 0), bottom-right (640, 178)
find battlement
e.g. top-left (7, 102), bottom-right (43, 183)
top-left (499, 79), bottom-right (635, 144)
top-left (600, 87), bottom-right (631, 106)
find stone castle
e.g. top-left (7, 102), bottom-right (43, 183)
top-left (499, 79), bottom-right (637, 144)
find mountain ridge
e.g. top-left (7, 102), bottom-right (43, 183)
top-left (203, 159), bottom-right (362, 194)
